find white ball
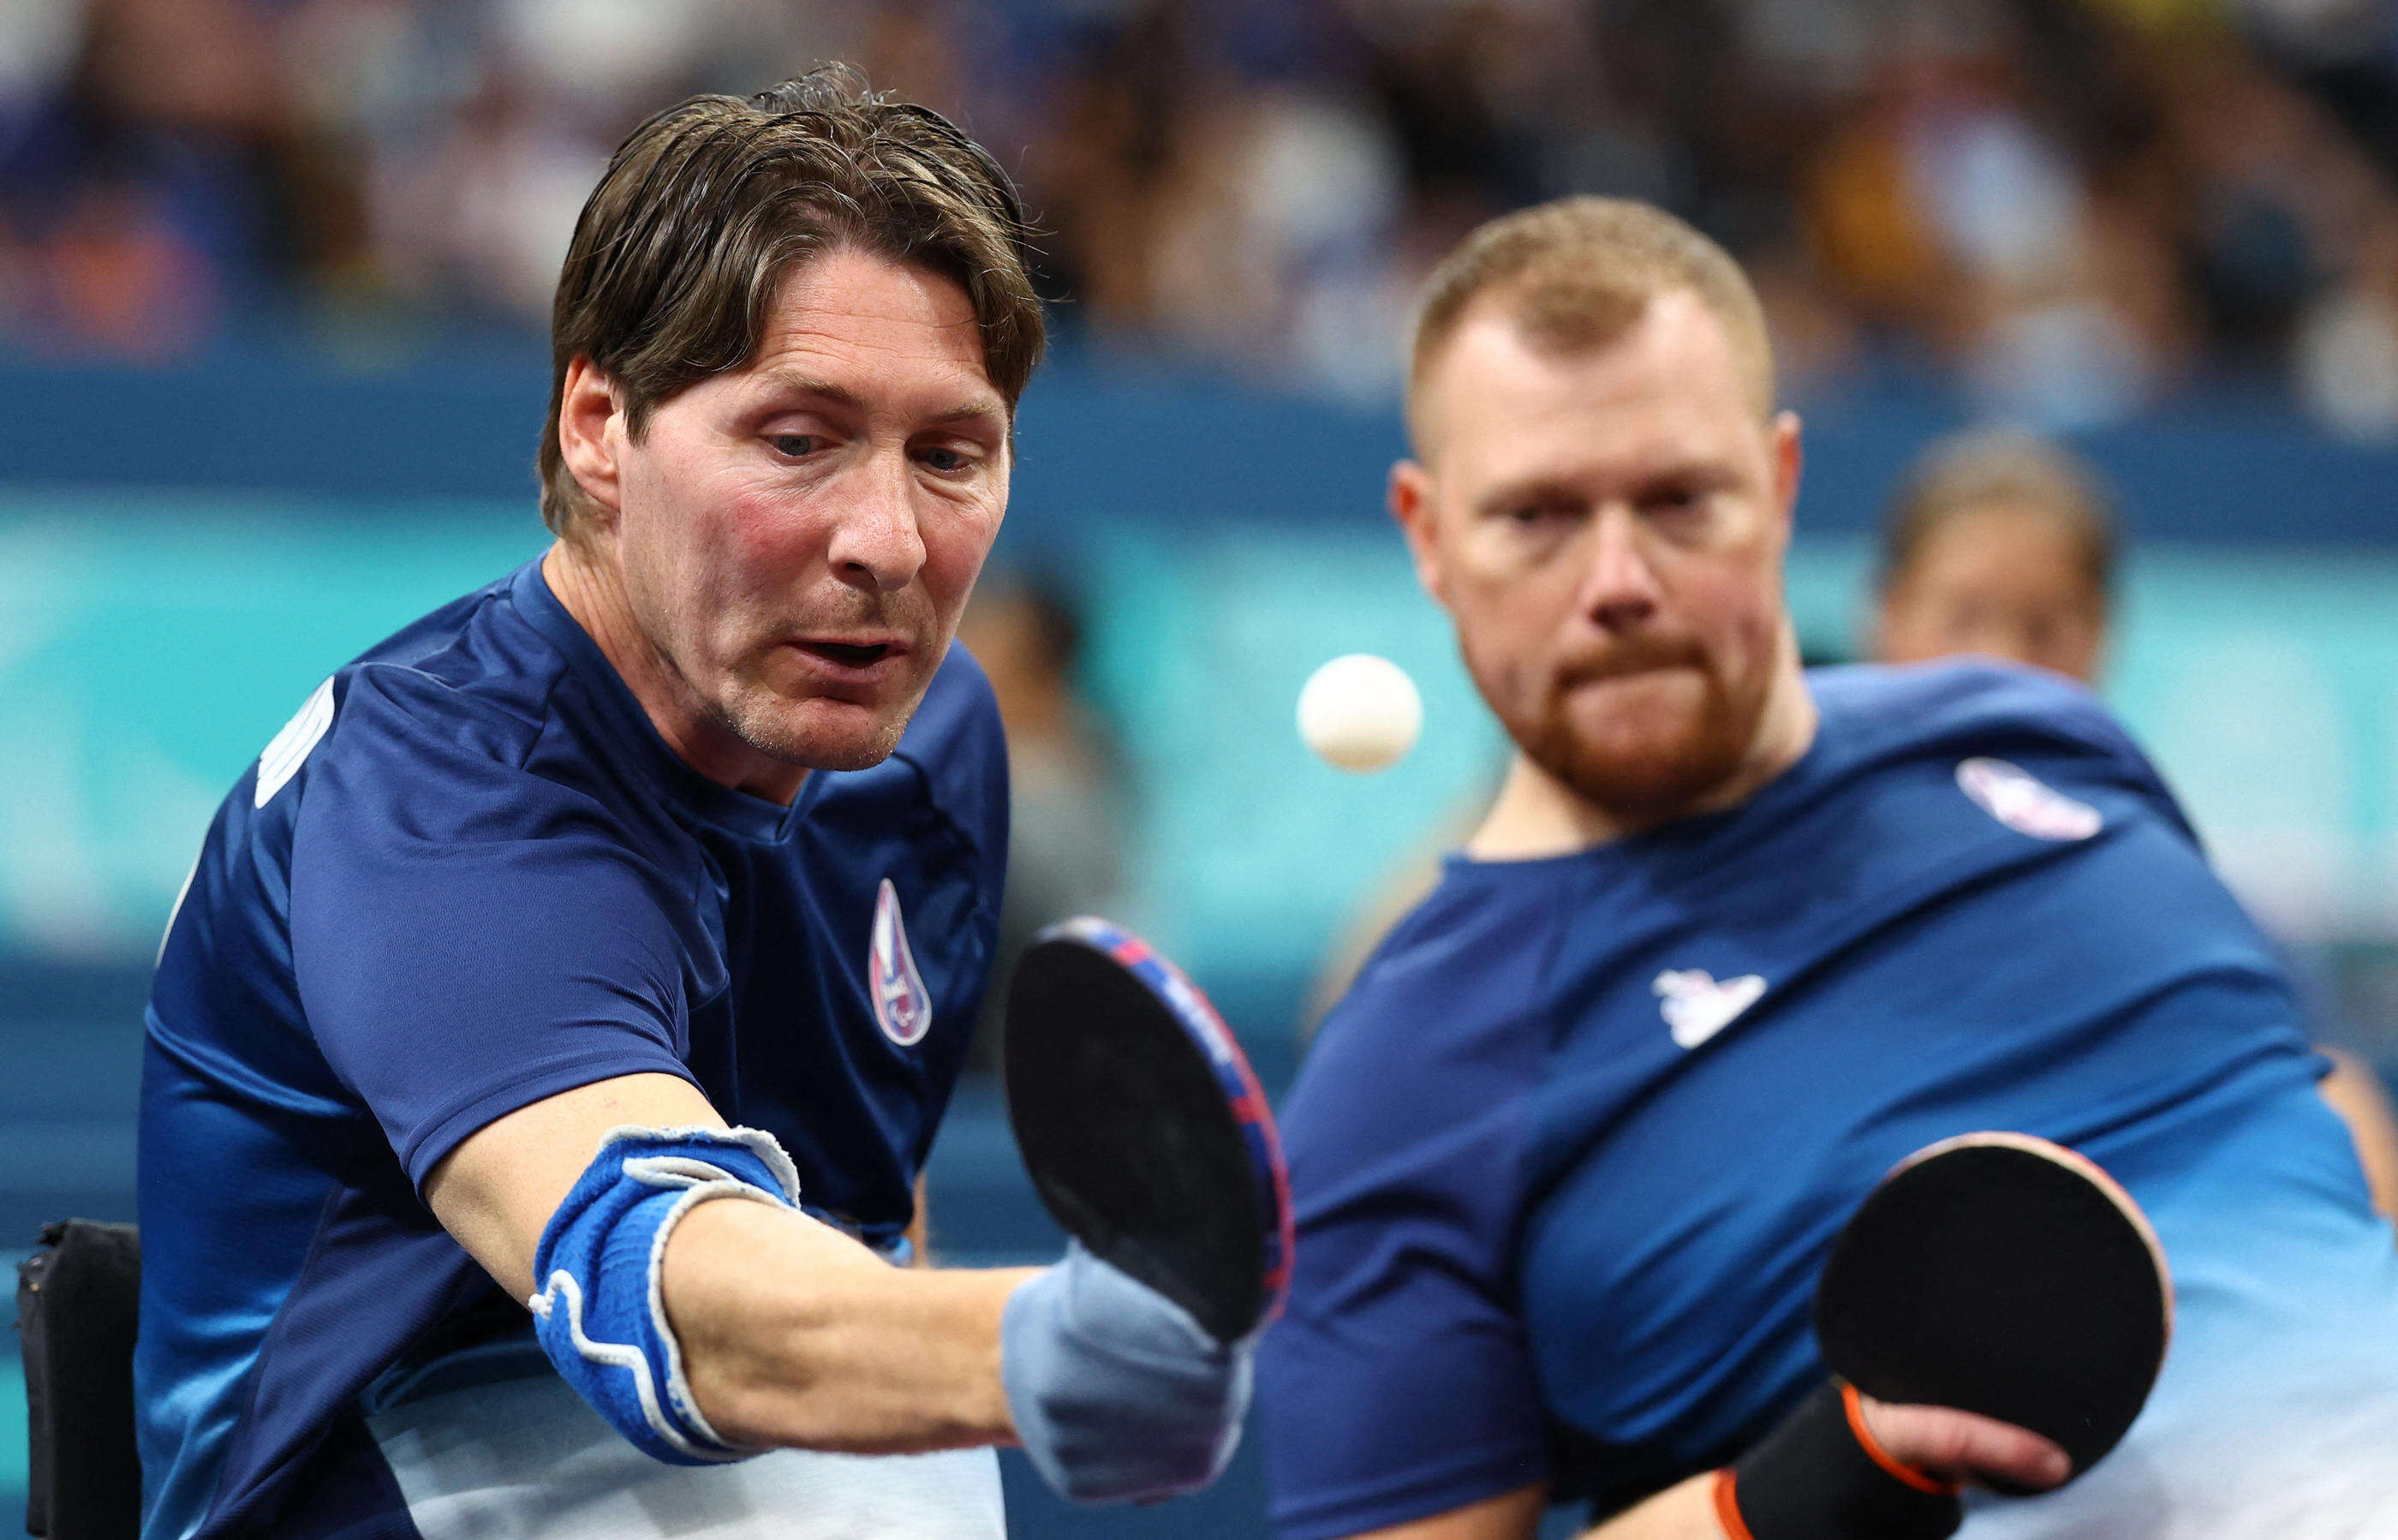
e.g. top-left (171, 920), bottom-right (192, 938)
top-left (1297, 654), bottom-right (1423, 773)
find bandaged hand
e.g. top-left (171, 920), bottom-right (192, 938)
top-left (1720, 1382), bottom-right (2068, 1540)
top-left (999, 1240), bottom-right (1254, 1504)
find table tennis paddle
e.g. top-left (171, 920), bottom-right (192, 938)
top-left (1815, 1132), bottom-right (2172, 1483)
top-left (1004, 916), bottom-right (1294, 1345)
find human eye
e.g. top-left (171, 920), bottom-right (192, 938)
top-left (1491, 497), bottom-right (1565, 528)
top-left (913, 437), bottom-right (992, 479)
top-left (766, 433), bottom-right (824, 460)
top-left (1643, 481), bottom-right (1707, 517)
top-left (1643, 481), bottom-right (1730, 543)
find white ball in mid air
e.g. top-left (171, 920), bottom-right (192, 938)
top-left (1297, 654), bottom-right (1423, 773)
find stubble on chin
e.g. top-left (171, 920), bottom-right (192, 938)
top-left (1498, 665), bottom-right (1766, 822)
top-left (711, 657), bottom-right (922, 773)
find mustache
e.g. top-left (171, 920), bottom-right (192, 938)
top-left (1552, 638), bottom-right (1709, 689)
top-left (778, 592), bottom-right (934, 635)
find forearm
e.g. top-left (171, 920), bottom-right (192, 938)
top-left (1581, 1475), bottom-right (1721, 1539)
top-left (2320, 1048), bottom-right (2398, 1222)
top-left (1584, 1394), bottom-right (2067, 1540)
top-left (661, 1191), bottom-right (1040, 1453)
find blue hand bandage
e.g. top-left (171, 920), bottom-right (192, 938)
top-left (1000, 1240), bottom-right (1255, 1504)
top-left (527, 1125), bottom-right (801, 1465)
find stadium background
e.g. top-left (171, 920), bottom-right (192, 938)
top-left (0, 0), bottom-right (2393, 1534)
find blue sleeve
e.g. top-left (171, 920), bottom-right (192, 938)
top-left (1260, 953), bottom-right (1554, 1539)
top-left (289, 667), bottom-right (702, 1188)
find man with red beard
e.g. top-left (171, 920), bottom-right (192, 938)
top-left (1256, 198), bottom-right (2398, 1540)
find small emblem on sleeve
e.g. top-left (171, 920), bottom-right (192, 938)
top-left (1956, 757), bottom-right (2103, 842)
top-left (1654, 969), bottom-right (1768, 1050)
top-left (869, 878), bottom-right (934, 1047)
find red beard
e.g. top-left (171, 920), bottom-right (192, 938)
top-left (1473, 637), bottom-right (1774, 823)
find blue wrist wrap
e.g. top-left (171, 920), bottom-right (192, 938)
top-left (527, 1124), bottom-right (801, 1465)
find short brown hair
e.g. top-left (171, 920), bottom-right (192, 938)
top-left (537, 65), bottom-right (1045, 539)
top-left (1879, 431), bottom-right (2118, 603)
top-left (1407, 197), bottom-right (1774, 438)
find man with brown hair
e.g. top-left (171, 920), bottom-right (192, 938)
top-left (134, 69), bottom-right (1250, 1539)
top-left (1257, 196), bottom-right (2398, 1538)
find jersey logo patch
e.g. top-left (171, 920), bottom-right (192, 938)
top-left (869, 878), bottom-right (933, 1047)
top-left (254, 676), bottom-right (336, 809)
top-left (1654, 969), bottom-right (1767, 1049)
top-left (1956, 757), bottom-right (2102, 842)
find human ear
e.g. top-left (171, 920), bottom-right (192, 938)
top-left (556, 357), bottom-right (627, 525)
top-left (1390, 458), bottom-right (1448, 607)
top-left (1768, 411), bottom-right (1804, 536)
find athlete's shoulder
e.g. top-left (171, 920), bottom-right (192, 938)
top-left (271, 559), bottom-right (635, 847)
top-left (332, 561), bottom-right (565, 743)
top-left (1357, 856), bottom-right (1571, 1002)
top-left (1288, 858), bottom-right (1566, 1158)
top-left (879, 641), bottom-right (1010, 846)
top-left (1811, 659), bottom-right (2149, 771)
top-left (892, 640), bottom-right (1003, 753)
top-left (1806, 660), bottom-right (2192, 845)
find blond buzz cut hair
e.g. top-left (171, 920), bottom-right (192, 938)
top-left (1406, 197), bottom-right (1776, 445)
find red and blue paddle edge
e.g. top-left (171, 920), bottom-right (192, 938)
top-left (1048, 916), bottom-right (1296, 1329)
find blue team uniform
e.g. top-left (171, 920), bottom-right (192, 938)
top-left (135, 559), bottom-right (1006, 1539)
top-left (1260, 662), bottom-right (2398, 1538)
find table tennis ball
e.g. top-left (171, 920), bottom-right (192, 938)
top-left (1297, 654), bottom-right (1423, 773)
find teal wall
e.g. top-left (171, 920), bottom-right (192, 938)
top-left (0, 497), bottom-right (546, 955)
top-left (3, 495), bottom-right (2391, 990)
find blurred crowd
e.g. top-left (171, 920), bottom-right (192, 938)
top-left (2, 0), bottom-right (2395, 433)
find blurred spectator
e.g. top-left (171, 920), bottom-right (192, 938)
top-left (1869, 425), bottom-right (2398, 1221)
top-left (2294, 208), bottom-right (2398, 442)
top-left (954, 572), bottom-right (1130, 1069)
top-left (33, 174), bottom-right (213, 354)
top-left (0, 0), bottom-right (2392, 409)
top-left (371, 68), bottom-right (611, 320)
top-left (1870, 429), bottom-right (2117, 683)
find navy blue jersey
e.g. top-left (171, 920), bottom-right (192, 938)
top-left (135, 559), bottom-right (1007, 1539)
top-left (1261, 662), bottom-right (2398, 1538)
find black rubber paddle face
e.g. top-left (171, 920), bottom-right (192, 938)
top-left (1005, 924), bottom-right (1286, 1343)
top-left (1815, 1134), bottom-right (2171, 1478)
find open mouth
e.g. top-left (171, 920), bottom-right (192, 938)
top-left (806, 640), bottom-right (895, 667)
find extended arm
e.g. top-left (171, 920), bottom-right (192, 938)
top-left (425, 1071), bottom-right (1033, 1454)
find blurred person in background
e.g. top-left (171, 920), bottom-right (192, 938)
top-left (954, 573), bottom-right (1130, 1070)
top-left (1257, 195), bottom-right (2398, 1540)
top-left (1871, 426), bottom-right (2398, 1219)
top-left (1871, 431), bottom-right (2118, 683)
top-left (3, 0), bottom-right (2394, 404)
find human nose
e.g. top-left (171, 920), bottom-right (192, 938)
top-left (1578, 506), bottom-right (1662, 631)
top-left (827, 450), bottom-right (927, 594)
